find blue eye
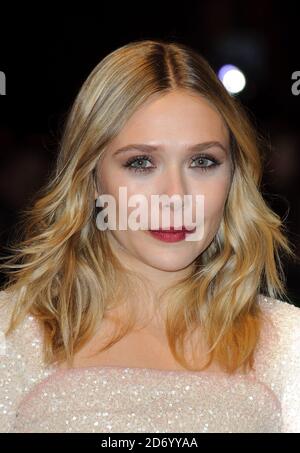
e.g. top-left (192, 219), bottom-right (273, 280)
top-left (123, 154), bottom-right (221, 174)
top-left (190, 155), bottom-right (220, 172)
top-left (123, 155), bottom-right (155, 173)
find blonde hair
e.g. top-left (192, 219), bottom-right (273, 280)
top-left (0, 39), bottom-right (295, 374)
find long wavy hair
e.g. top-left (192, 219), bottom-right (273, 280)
top-left (0, 39), bottom-right (295, 374)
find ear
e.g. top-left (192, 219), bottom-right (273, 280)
top-left (94, 189), bottom-right (99, 200)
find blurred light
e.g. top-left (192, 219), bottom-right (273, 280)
top-left (218, 64), bottom-right (246, 94)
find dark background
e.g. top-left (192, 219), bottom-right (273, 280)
top-left (0, 2), bottom-right (299, 304)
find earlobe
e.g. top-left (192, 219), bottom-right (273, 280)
top-left (94, 189), bottom-right (99, 200)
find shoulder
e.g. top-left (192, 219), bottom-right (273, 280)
top-left (0, 286), bottom-right (47, 368)
top-left (0, 287), bottom-right (19, 353)
top-left (0, 286), bottom-right (36, 350)
top-left (0, 287), bottom-right (17, 329)
top-left (0, 287), bottom-right (57, 432)
top-left (258, 293), bottom-right (300, 316)
top-left (257, 293), bottom-right (300, 341)
top-left (256, 294), bottom-right (300, 432)
top-left (256, 293), bottom-right (300, 369)
top-left (0, 285), bottom-right (56, 383)
top-left (0, 288), bottom-right (27, 432)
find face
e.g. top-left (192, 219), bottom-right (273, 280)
top-left (94, 89), bottom-right (232, 274)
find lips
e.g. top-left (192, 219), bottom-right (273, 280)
top-left (150, 226), bottom-right (196, 233)
top-left (148, 226), bottom-right (196, 243)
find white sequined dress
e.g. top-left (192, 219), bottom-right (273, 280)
top-left (0, 289), bottom-right (300, 433)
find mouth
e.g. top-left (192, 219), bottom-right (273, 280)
top-left (149, 226), bottom-right (196, 233)
top-left (148, 226), bottom-right (196, 243)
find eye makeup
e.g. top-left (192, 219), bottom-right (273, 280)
top-left (122, 153), bottom-right (221, 174)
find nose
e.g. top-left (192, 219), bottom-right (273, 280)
top-left (148, 163), bottom-right (195, 230)
top-left (161, 164), bottom-right (190, 210)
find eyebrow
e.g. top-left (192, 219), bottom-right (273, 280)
top-left (113, 141), bottom-right (228, 156)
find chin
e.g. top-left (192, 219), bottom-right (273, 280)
top-left (143, 257), bottom-right (195, 273)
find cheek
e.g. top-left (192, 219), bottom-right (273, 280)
top-left (101, 165), bottom-right (145, 195)
top-left (196, 178), bottom-right (230, 222)
top-left (206, 188), bottom-right (228, 211)
top-left (100, 170), bottom-right (152, 230)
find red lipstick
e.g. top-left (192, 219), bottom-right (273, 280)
top-left (148, 226), bottom-right (196, 243)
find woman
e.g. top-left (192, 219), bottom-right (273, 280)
top-left (0, 39), bottom-right (299, 433)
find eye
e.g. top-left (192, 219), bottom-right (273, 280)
top-left (123, 155), bottom-right (155, 173)
top-left (123, 153), bottom-right (221, 174)
top-left (190, 154), bottom-right (221, 172)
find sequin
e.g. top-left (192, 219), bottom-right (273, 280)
top-left (0, 290), bottom-right (299, 433)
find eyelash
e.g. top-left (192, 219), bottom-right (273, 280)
top-left (123, 154), bottom-right (221, 174)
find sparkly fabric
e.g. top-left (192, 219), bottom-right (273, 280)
top-left (0, 290), bottom-right (299, 433)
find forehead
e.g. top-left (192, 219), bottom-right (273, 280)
top-left (109, 90), bottom-right (229, 149)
